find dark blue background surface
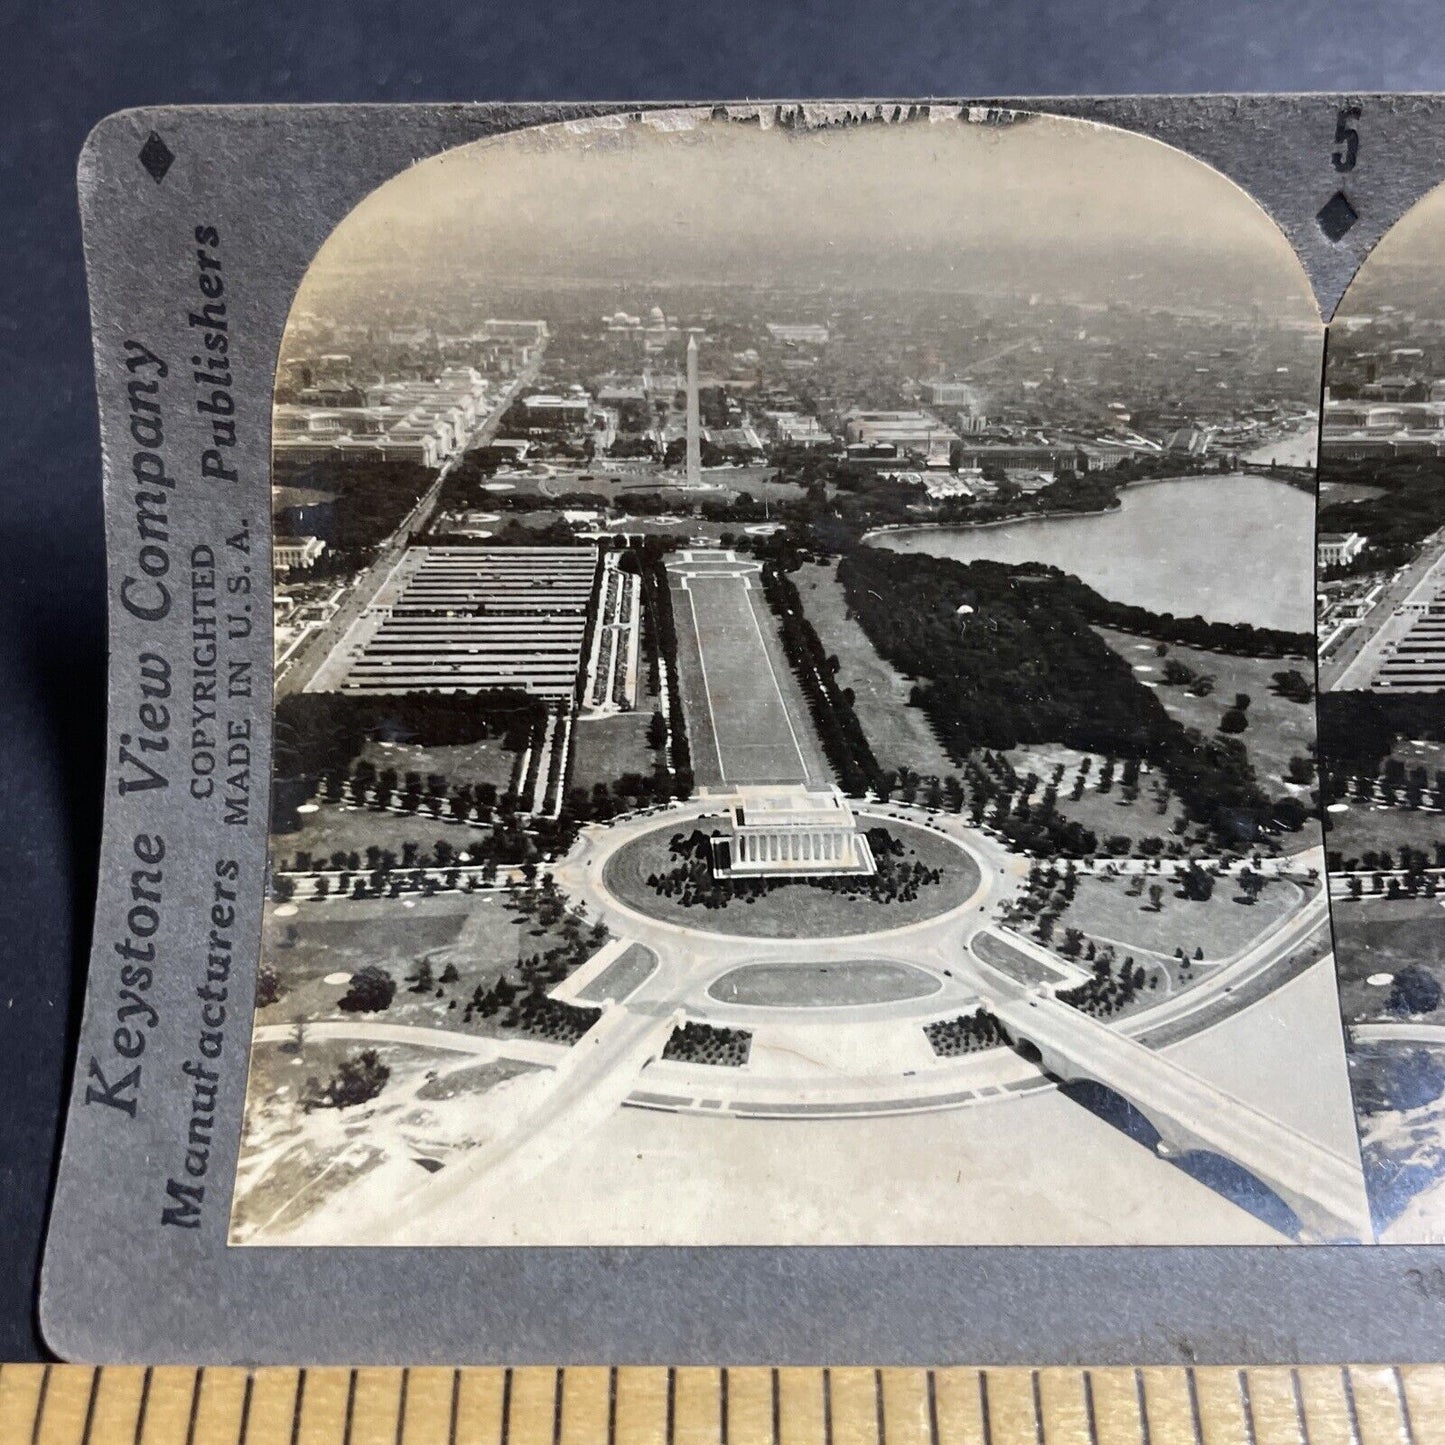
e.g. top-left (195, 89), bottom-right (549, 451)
top-left (1, 0), bottom-right (1441, 1363)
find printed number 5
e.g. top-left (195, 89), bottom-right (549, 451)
top-left (1333, 105), bottom-right (1362, 172)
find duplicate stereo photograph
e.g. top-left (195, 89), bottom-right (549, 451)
top-left (224, 106), bottom-right (1434, 1248)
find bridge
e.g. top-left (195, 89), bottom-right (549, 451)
top-left (987, 986), bottom-right (1372, 1242)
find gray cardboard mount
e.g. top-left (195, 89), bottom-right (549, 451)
top-left (39, 96), bottom-right (1445, 1366)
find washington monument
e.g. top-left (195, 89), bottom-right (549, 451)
top-left (685, 332), bottom-right (701, 487)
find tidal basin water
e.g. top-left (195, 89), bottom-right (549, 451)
top-left (874, 474), bottom-right (1312, 633)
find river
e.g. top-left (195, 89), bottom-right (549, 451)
top-left (872, 473), bottom-right (1314, 633)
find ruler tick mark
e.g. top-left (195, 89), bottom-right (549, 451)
top-left (1238, 1369), bottom-right (1258, 1445)
top-left (238, 1374), bottom-right (255, 1445)
top-left (79, 1367), bottom-right (101, 1445)
top-left (1186, 1369), bottom-right (1204, 1445)
top-left (188, 1368), bottom-right (207, 1445)
top-left (134, 1366), bottom-right (154, 1445)
top-left (288, 1370), bottom-right (307, 1445)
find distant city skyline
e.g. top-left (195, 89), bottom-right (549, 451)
top-left (297, 109), bottom-right (1320, 328)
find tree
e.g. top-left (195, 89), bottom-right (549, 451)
top-left (255, 964), bottom-right (285, 1008)
top-left (1147, 883), bottom-right (1164, 912)
top-left (1271, 669), bottom-right (1314, 703)
top-left (1180, 863), bottom-right (1215, 901)
top-left (647, 711), bottom-right (668, 750)
top-left (1219, 707), bottom-right (1248, 735)
top-left (1389, 965), bottom-right (1443, 1018)
top-left (439, 962), bottom-right (459, 985)
top-left (325, 1049), bottom-right (390, 1109)
top-left (338, 965), bottom-right (396, 1013)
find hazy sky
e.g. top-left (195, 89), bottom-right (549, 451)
top-left (1334, 178), bottom-right (1445, 321)
top-left (298, 108), bottom-right (1318, 322)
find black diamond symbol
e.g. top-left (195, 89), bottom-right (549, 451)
top-left (1317, 189), bottom-right (1359, 243)
top-left (138, 131), bottom-right (174, 184)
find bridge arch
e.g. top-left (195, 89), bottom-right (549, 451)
top-left (992, 994), bottom-right (1370, 1242)
top-left (1168, 1149), bottom-right (1305, 1239)
top-left (1057, 1079), bottom-right (1164, 1152)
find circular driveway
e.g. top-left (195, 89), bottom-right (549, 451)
top-left (598, 810), bottom-right (984, 940)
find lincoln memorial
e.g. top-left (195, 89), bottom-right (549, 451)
top-left (712, 785), bottom-right (877, 879)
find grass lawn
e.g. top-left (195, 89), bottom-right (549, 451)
top-left (706, 959), bottom-right (941, 1007)
top-left (416, 1057), bottom-right (542, 1101)
top-left (971, 931), bottom-right (1070, 986)
top-left (570, 711), bottom-right (661, 793)
top-left (666, 570), bottom-right (723, 790)
top-left (793, 561), bottom-right (957, 780)
top-left (1319, 481), bottom-right (1387, 504)
top-left (668, 565), bottom-right (833, 790)
top-left (256, 889), bottom-right (599, 1039)
top-left (271, 803), bottom-right (487, 870)
top-left (611, 518), bottom-right (738, 541)
top-left (1005, 742), bottom-right (1184, 854)
top-left (358, 736), bottom-right (521, 794)
top-left (1392, 738), bottom-right (1445, 772)
top-left (576, 943), bottom-right (658, 1004)
top-left (1094, 626), bottom-right (1317, 797)
top-left (1333, 898), bottom-right (1445, 1026)
top-left (602, 815), bottom-right (980, 938)
top-left (441, 508), bottom-right (578, 536)
top-left (1057, 872), bottom-right (1300, 964)
top-left (1329, 737), bottom-right (1445, 860)
top-left (1325, 802), bottom-right (1445, 862)
top-left (273, 482), bottom-right (337, 510)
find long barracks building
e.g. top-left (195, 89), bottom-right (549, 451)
top-left (313, 546), bottom-right (600, 699)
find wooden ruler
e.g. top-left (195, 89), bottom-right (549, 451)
top-left (2, 1364), bottom-right (1443, 1444)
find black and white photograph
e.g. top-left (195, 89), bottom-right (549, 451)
top-left (1316, 176), bottom-right (1445, 1242)
top-left (1318, 181), bottom-right (1445, 695)
top-left (227, 107), bottom-right (1370, 1248)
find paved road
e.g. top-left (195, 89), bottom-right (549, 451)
top-left (251, 1019), bottom-right (565, 1065)
top-left (1323, 528), bottom-right (1445, 692)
